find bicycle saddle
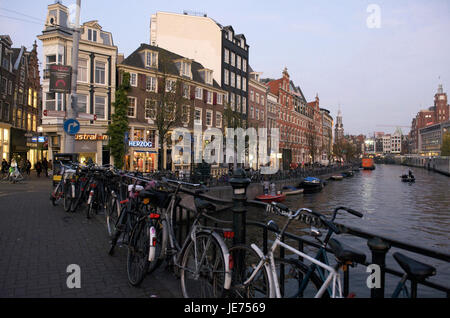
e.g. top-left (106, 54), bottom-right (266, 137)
top-left (393, 252), bottom-right (436, 280)
top-left (194, 198), bottom-right (216, 212)
top-left (328, 239), bottom-right (366, 264)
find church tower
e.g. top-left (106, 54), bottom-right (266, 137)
top-left (335, 107), bottom-right (344, 143)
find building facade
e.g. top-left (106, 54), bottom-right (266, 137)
top-left (320, 108), bottom-right (333, 164)
top-left (38, 2), bottom-right (117, 164)
top-left (149, 11), bottom-right (249, 122)
top-left (418, 120), bottom-right (450, 156)
top-left (0, 35), bottom-right (41, 165)
top-left (118, 44), bottom-right (228, 175)
top-left (335, 109), bottom-right (344, 143)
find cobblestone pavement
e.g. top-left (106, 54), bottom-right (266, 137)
top-left (0, 175), bottom-right (181, 298)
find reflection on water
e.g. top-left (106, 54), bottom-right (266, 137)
top-left (245, 164), bottom-right (450, 297)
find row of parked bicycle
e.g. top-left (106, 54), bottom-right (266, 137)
top-left (49, 161), bottom-right (438, 298)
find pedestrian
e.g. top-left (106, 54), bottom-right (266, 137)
top-left (1, 158), bottom-right (8, 177)
top-left (48, 160), bottom-right (53, 176)
top-left (35, 161), bottom-right (42, 178)
top-left (42, 158), bottom-right (49, 177)
top-left (26, 160), bottom-right (32, 175)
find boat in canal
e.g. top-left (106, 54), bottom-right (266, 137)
top-left (400, 174), bottom-right (415, 183)
top-left (255, 193), bottom-right (287, 203)
top-left (362, 158), bottom-right (376, 170)
top-left (330, 175), bottom-right (344, 180)
top-left (299, 177), bottom-right (324, 193)
top-left (282, 186), bottom-right (304, 196)
top-left (341, 171), bottom-right (354, 178)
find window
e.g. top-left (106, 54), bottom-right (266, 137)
top-left (224, 49), bottom-right (229, 64)
top-left (78, 58), bottom-right (88, 82)
top-left (127, 97), bottom-right (136, 118)
top-left (261, 111), bottom-right (264, 121)
top-left (205, 91), bottom-right (212, 104)
top-left (195, 87), bottom-right (203, 99)
top-left (27, 114), bottom-right (32, 131)
top-left (237, 56), bottom-right (241, 70)
top-left (216, 112), bottom-right (222, 128)
top-left (194, 108), bottom-right (202, 125)
top-left (224, 69), bottom-right (229, 85)
top-left (206, 110), bottom-right (213, 127)
top-left (146, 51), bottom-right (158, 68)
top-left (146, 76), bottom-right (157, 92)
top-left (181, 61), bottom-right (191, 77)
top-left (183, 84), bottom-right (190, 99)
top-left (145, 99), bottom-right (156, 119)
top-left (1, 77), bottom-right (7, 94)
top-left (230, 93), bottom-right (235, 111)
top-left (236, 75), bottom-right (241, 90)
top-left (130, 73), bottom-right (138, 87)
top-left (88, 29), bottom-right (97, 42)
top-left (231, 52), bottom-right (236, 67)
top-left (236, 95), bottom-right (241, 113)
top-left (217, 93), bottom-right (223, 105)
top-left (261, 95), bottom-right (265, 106)
top-left (250, 90), bottom-right (254, 102)
top-left (250, 106), bottom-right (254, 119)
top-left (46, 92), bottom-right (56, 111)
top-left (243, 59), bottom-right (247, 72)
top-left (95, 61), bottom-right (106, 84)
top-left (95, 96), bottom-right (106, 120)
top-left (78, 94), bottom-right (88, 113)
top-left (182, 105), bottom-right (190, 123)
top-left (165, 79), bottom-right (176, 92)
top-left (33, 115), bottom-right (36, 132)
top-left (204, 70), bottom-right (213, 85)
top-left (231, 72), bottom-right (235, 88)
top-left (242, 77), bottom-right (247, 92)
top-left (46, 55), bottom-right (57, 66)
top-left (242, 97), bottom-right (247, 114)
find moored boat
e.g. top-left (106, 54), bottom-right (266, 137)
top-left (256, 194), bottom-right (287, 203)
top-left (299, 177), bottom-right (323, 193)
top-left (331, 175), bottom-right (344, 180)
top-left (282, 186), bottom-right (304, 196)
top-left (400, 175), bottom-right (415, 183)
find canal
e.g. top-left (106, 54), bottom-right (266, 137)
top-left (245, 164), bottom-right (450, 297)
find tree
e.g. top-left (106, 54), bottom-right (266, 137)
top-left (107, 72), bottom-right (130, 169)
top-left (306, 123), bottom-right (320, 163)
top-left (442, 132), bottom-right (450, 156)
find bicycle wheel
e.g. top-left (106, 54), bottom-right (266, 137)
top-left (63, 183), bottom-right (72, 212)
top-left (228, 244), bottom-right (271, 298)
top-left (274, 257), bottom-right (328, 298)
top-left (106, 197), bottom-right (120, 237)
top-left (180, 233), bottom-right (228, 298)
top-left (127, 219), bottom-right (150, 286)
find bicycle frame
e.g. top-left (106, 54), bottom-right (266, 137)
top-left (248, 236), bottom-right (342, 298)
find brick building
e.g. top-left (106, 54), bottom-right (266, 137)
top-left (118, 44), bottom-right (227, 175)
top-left (410, 84), bottom-right (449, 154)
top-left (0, 35), bottom-right (41, 164)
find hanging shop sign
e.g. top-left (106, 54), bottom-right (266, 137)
top-left (49, 65), bottom-right (72, 94)
top-left (75, 134), bottom-right (108, 141)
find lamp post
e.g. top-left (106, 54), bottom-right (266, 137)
top-left (229, 168), bottom-right (251, 246)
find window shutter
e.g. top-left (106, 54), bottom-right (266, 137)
top-left (203, 89), bottom-right (207, 103)
top-left (213, 92), bottom-right (217, 105)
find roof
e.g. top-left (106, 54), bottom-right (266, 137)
top-left (121, 44), bottom-right (222, 89)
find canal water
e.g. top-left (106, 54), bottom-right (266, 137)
top-left (245, 164), bottom-right (450, 297)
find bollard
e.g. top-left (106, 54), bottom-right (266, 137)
top-left (229, 168), bottom-right (251, 246)
top-left (367, 237), bottom-right (391, 298)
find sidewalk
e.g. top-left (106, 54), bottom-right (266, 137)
top-left (0, 176), bottom-right (181, 298)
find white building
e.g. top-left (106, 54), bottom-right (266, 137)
top-left (391, 128), bottom-right (402, 154)
top-left (38, 2), bottom-right (117, 164)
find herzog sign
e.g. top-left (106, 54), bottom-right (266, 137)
top-left (128, 140), bottom-right (153, 148)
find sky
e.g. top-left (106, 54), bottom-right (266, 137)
top-left (1, 0), bottom-right (449, 136)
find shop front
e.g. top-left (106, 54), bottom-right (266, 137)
top-left (74, 133), bottom-right (109, 165)
top-left (0, 124), bottom-right (10, 161)
top-left (125, 140), bottom-right (158, 172)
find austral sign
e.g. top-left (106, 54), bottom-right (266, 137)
top-left (128, 140), bottom-right (153, 148)
top-left (49, 65), bottom-right (72, 94)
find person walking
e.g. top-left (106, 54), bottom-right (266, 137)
top-left (42, 158), bottom-right (49, 178)
top-left (1, 159), bottom-right (8, 177)
top-left (26, 160), bottom-right (32, 176)
top-left (35, 161), bottom-right (42, 178)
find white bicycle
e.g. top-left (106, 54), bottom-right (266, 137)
top-left (228, 202), bottom-right (366, 298)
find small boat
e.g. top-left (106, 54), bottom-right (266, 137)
top-left (299, 177), bottom-right (323, 193)
top-left (256, 194), bottom-right (287, 203)
top-left (362, 158), bottom-right (376, 170)
top-left (331, 175), bottom-right (344, 181)
top-left (282, 186), bottom-right (304, 196)
top-left (341, 171), bottom-right (354, 178)
top-left (400, 175), bottom-right (415, 183)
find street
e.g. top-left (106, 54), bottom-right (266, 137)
top-left (0, 175), bottom-right (181, 298)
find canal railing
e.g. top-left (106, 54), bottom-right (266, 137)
top-left (123, 168), bottom-right (449, 298)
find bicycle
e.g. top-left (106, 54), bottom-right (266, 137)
top-left (50, 161), bottom-right (74, 207)
top-left (228, 202), bottom-right (366, 298)
top-left (126, 178), bottom-right (233, 297)
top-left (275, 206), bottom-right (364, 298)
